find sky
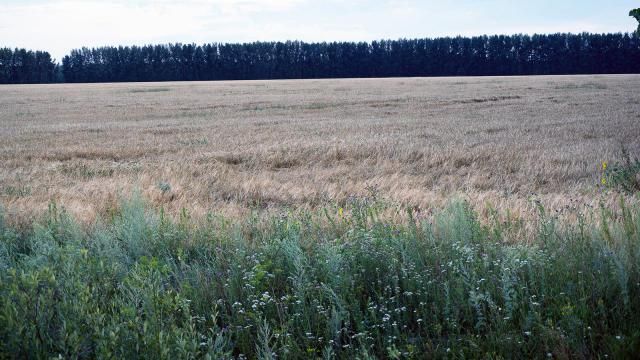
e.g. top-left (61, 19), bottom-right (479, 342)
top-left (1, 0), bottom-right (638, 61)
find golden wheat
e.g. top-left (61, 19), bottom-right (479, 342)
top-left (1, 75), bottom-right (639, 223)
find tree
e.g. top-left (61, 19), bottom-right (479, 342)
top-left (29, 33), bottom-right (640, 84)
top-left (631, 9), bottom-right (640, 35)
top-left (0, 47), bottom-right (57, 84)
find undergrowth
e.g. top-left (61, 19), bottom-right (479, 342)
top-left (0, 195), bottom-right (639, 358)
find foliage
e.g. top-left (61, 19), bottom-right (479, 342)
top-left (631, 9), bottom-right (640, 34)
top-left (4, 32), bottom-right (640, 84)
top-left (0, 48), bottom-right (58, 84)
top-left (59, 33), bottom-right (640, 83)
top-left (0, 197), bottom-right (639, 358)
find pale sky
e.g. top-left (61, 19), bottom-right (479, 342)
top-left (1, 0), bottom-right (638, 62)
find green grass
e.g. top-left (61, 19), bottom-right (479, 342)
top-left (129, 88), bottom-right (172, 93)
top-left (603, 146), bottom-right (640, 193)
top-left (3, 185), bottom-right (31, 197)
top-left (0, 195), bottom-right (639, 358)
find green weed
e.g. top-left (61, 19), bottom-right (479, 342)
top-left (129, 88), bottom-right (171, 93)
top-left (0, 196), bottom-right (638, 358)
top-left (602, 146), bottom-right (640, 193)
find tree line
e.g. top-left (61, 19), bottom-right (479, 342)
top-left (2, 32), bottom-right (640, 84)
top-left (0, 48), bottom-right (59, 84)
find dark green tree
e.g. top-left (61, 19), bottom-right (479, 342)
top-left (0, 47), bottom-right (57, 84)
top-left (631, 8), bottom-right (640, 34)
top-left (13, 33), bottom-right (639, 84)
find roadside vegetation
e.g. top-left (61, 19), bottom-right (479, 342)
top-left (1, 193), bottom-right (638, 358)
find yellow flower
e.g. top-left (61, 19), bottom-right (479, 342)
top-left (601, 177), bottom-right (607, 185)
top-left (602, 161), bottom-right (607, 171)
top-left (338, 207), bottom-right (343, 217)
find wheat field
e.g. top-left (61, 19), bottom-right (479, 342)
top-left (2, 75), bottom-right (640, 358)
top-left (1, 75), bottom-right (639, 223)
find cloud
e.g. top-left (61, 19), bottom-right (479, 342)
top-left (0, 0), bottom-right (310, 60)
top-left (0, 0), bottom-right (634, 61)
top-left (214, 0), bottom-right (306, 14)
top-left (0, 2), bottom-right (191, 58)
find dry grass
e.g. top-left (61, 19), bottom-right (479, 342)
top-left (1, 75), bottom-right (639, 223)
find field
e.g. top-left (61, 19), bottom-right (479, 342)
top-left (1, 75), bottom-right (639, 223)
top-left (1, 75), bottom-right (640, 358)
